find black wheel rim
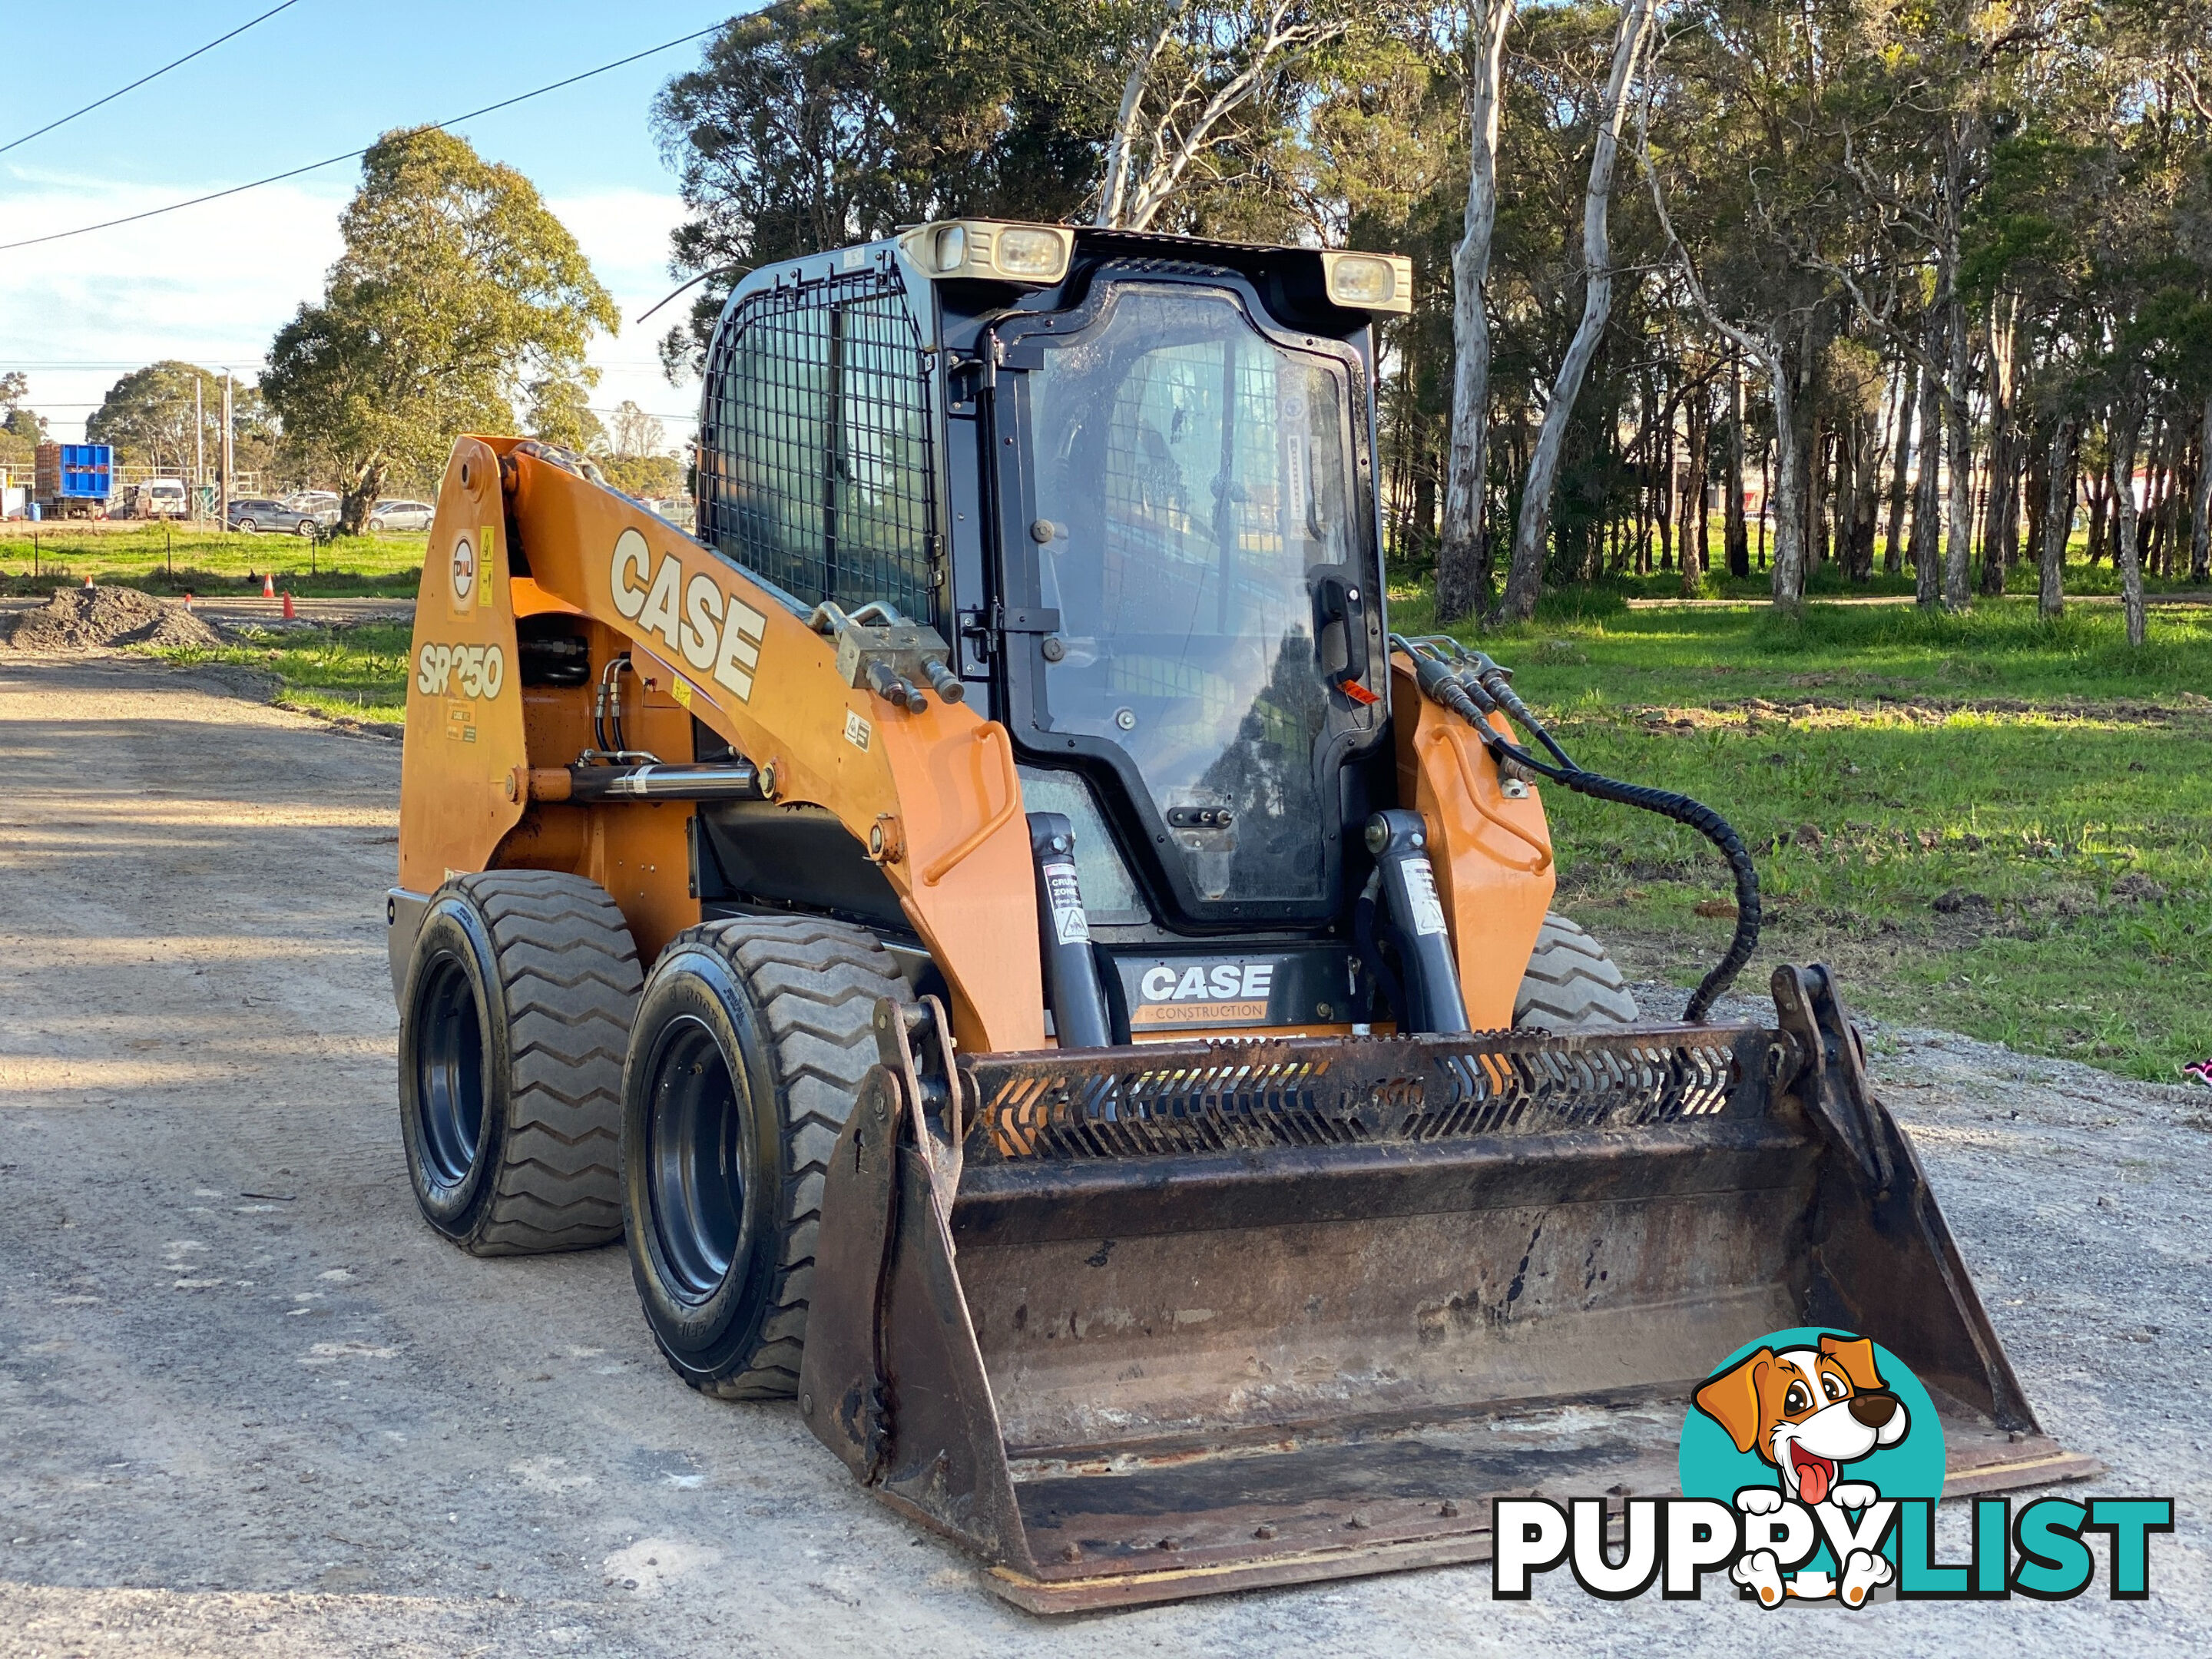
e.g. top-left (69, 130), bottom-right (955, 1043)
top-left (645, 1015), bottom-right (743, 1303)
top-left (413, 955), bottom-right (485, 1188)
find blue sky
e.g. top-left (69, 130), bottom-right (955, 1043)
top-left (0, 2), bottom-right (749, 444)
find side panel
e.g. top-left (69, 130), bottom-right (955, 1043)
top-left (1390, 652), bottom-right (1555, 1028)
top-left (397, 439), bottom-right (528, 893)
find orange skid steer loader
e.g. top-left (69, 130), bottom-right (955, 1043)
top-left (387, 222), bottom-right (2091, 1610)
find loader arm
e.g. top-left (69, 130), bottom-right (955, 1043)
top-left (397, 436), bottom-right (1046, 1052)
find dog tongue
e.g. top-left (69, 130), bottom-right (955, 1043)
top-left (1797, 1453), bottom-right (1832, 1505)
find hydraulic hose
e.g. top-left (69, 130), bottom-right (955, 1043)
top-left (1394, 634), bottom-right (1761, 1024)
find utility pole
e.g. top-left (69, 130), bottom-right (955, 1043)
top-left (220, 370), bottom-right (233, 532)
top-left (194, 376), bottom-right (205, 522)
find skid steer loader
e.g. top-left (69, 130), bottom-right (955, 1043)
top-left (387, 220), bottom-right (2092, 1610)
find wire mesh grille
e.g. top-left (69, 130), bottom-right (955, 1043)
top-left (698, 265), bottom-right (939, 623)
top-left (965, 1028), bottom-right (1763, 1162)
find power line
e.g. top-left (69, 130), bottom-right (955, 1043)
top-left (0, 2), bottom-right (307, 158)
top-left (0, 25), bottom-right (722, 256)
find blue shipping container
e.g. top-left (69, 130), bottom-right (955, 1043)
top-left (37, 442), bottom-right (114, 500)
top-left (60, 443), bottom-right (112, 498)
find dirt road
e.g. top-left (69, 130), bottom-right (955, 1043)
top-left (1, 653), bottom-right (2205, 1656)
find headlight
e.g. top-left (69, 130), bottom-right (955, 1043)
top-left (1322, 250), bottom-right (1413, 314)
top-left (903, 220), bottom-right (1071, 286)
top-left (994, 227), bottom-right (1065, 278)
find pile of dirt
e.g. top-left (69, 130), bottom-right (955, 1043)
top-left (5, 585), bottom-right (226, 651)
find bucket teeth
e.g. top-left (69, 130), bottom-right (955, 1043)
top-left (965, 1025), bottom-right (1760, 1161)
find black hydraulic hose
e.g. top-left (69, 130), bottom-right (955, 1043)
top-left (1395, 636), bottom-right (1761, 1023)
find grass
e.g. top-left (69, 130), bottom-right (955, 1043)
top-left (123, 563), bottom-right (2212, 1082)
top-left (1396, 585), bottom-right (2212, 1083)
top-left (0, 525), bottom-right (424, 598)
top-left (1513, 526), bottom-right (2207, 606)
top-left (141, 621), bottom-right (415, 726)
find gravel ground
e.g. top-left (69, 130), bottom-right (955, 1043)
top-left (0, 652), bottom-right (2204, 1657)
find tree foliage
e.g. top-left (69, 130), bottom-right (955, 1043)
top-left (262, 128), bottom-right (617, 531)
top-left (646, 0), bottom-right (2211, 624)
top-left (85, 360), bottom-right (276, 480)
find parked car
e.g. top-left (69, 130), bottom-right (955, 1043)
top-left (284, 490), bottom-right (341, 521)
top-left (114, 479), bottom-right (190, 519)
top-left (227, 498), bottom-right (322, 536)
top-left (369, 498), bottom-right (435, 531)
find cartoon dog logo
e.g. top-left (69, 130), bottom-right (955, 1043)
top-left (1694, 1333), bottom-right (1910, 1607)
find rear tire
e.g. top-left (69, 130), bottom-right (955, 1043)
top-left (397, 870), bottom-right (641, 1254)
top-left (621, 916), bottom-right (912, 1400)
top-left (1513, 912), bottom-right (1639, 1029)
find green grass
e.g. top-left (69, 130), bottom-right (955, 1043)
top-left (127, 569), bottom-right (2212, 1081)
top-left (0, 526), bottom-right (424, 598)
top-left (141, 621), bottom-right (415, 725)
top-left (1399, 589), bottom-right (2212, 1083)
top-left (1533, 526), bottom-right (2207, 605)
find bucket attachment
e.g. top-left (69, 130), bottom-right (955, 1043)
top-left (798, 967), bottom-right (2096, 1613)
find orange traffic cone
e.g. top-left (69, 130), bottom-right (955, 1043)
top-left (84, 574), bottom-right (94, 588)
top-left (282, 591), bottom-right (296, 620)
top-left (183, 592), bottom-right (194, 610)
top-left (262, 572), bottom-right (276, 598)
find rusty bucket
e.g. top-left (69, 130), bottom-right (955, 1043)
top-left (796, 965), bottom-right (2095, 1612)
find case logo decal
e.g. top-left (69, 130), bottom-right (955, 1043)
top-left (611, 528), bottom-right (767, 702)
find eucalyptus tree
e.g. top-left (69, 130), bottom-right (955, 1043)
top-left (1493, 0), bottom-right (1654, 621)
top-left (263, 129), bottom-right (616, 532)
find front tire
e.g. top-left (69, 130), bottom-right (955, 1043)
top-left (397, 870), bottom-right (641, 1254)
top-left (1513, 912), bottom-right (1640, 1029)
top-left (621, 916), bottom-right (911, 1400)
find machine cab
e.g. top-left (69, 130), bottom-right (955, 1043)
top-left (692, 222), bottom-right (1411, 956)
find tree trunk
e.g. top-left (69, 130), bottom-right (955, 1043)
top-left (1941, 284), bottom-right (1973, 609)
top-left (1757, 439), bottom-right (1770, 569)
top-left (1978, 426), bottom-right (2014, 597)
top-left (1884, 353), bottom-right (1917, 575)
top-left (2141, 418), bottom-right (2170, 576)
top-left (1724, 353), bottom-right (1749, 577)
top-left (1497, 0), bottom-right (1652, 621)
top-left (2023, 421), bottom-right (2048, 597)
top-left (2191, 391), bottom-right (2212, 584)
top-left (1435, 0), bottom-right (1518, 623)
top-left (1682, 384), bottom-right (1707, 594)
top-left (1909, 310), bottom-right (1943, 602)
top-left (1767, 342), bottom-right (1808, 608)
top-left (1829, 418), bottom-right (1852, 580)
top-left (2038, 412), bottom-right (2076, 619)
top-left (1805, 417), bottom-right (1826, 577)
top-left (1979, 299), bottom-right (2017, 597)
top-left (1095, 3), bottom-right (1184, 229)
top-left (2110, 390), bottom-right (2147, 646)
top-left (1853, 412), bottom-right (1880, 581)
top-left (340, 459), bottom-right (384, 538)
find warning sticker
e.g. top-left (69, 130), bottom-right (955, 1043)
top-left (1043, 860), bottom-right (1088, 945)
top-left (1405, 859), bottom-right (1449, 937)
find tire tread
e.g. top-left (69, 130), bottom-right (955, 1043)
top-left (455, 870), bottom-right (641, 1256)
top-left (1512, 912), bottom-right (1640, 1030)
top-left (660, 915), bottom-right (908, 1400)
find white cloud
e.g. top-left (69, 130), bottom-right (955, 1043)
top-left (548, 187), bottom-right (701, 452)
top-left (0, 170), bottom-right (697, 448)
